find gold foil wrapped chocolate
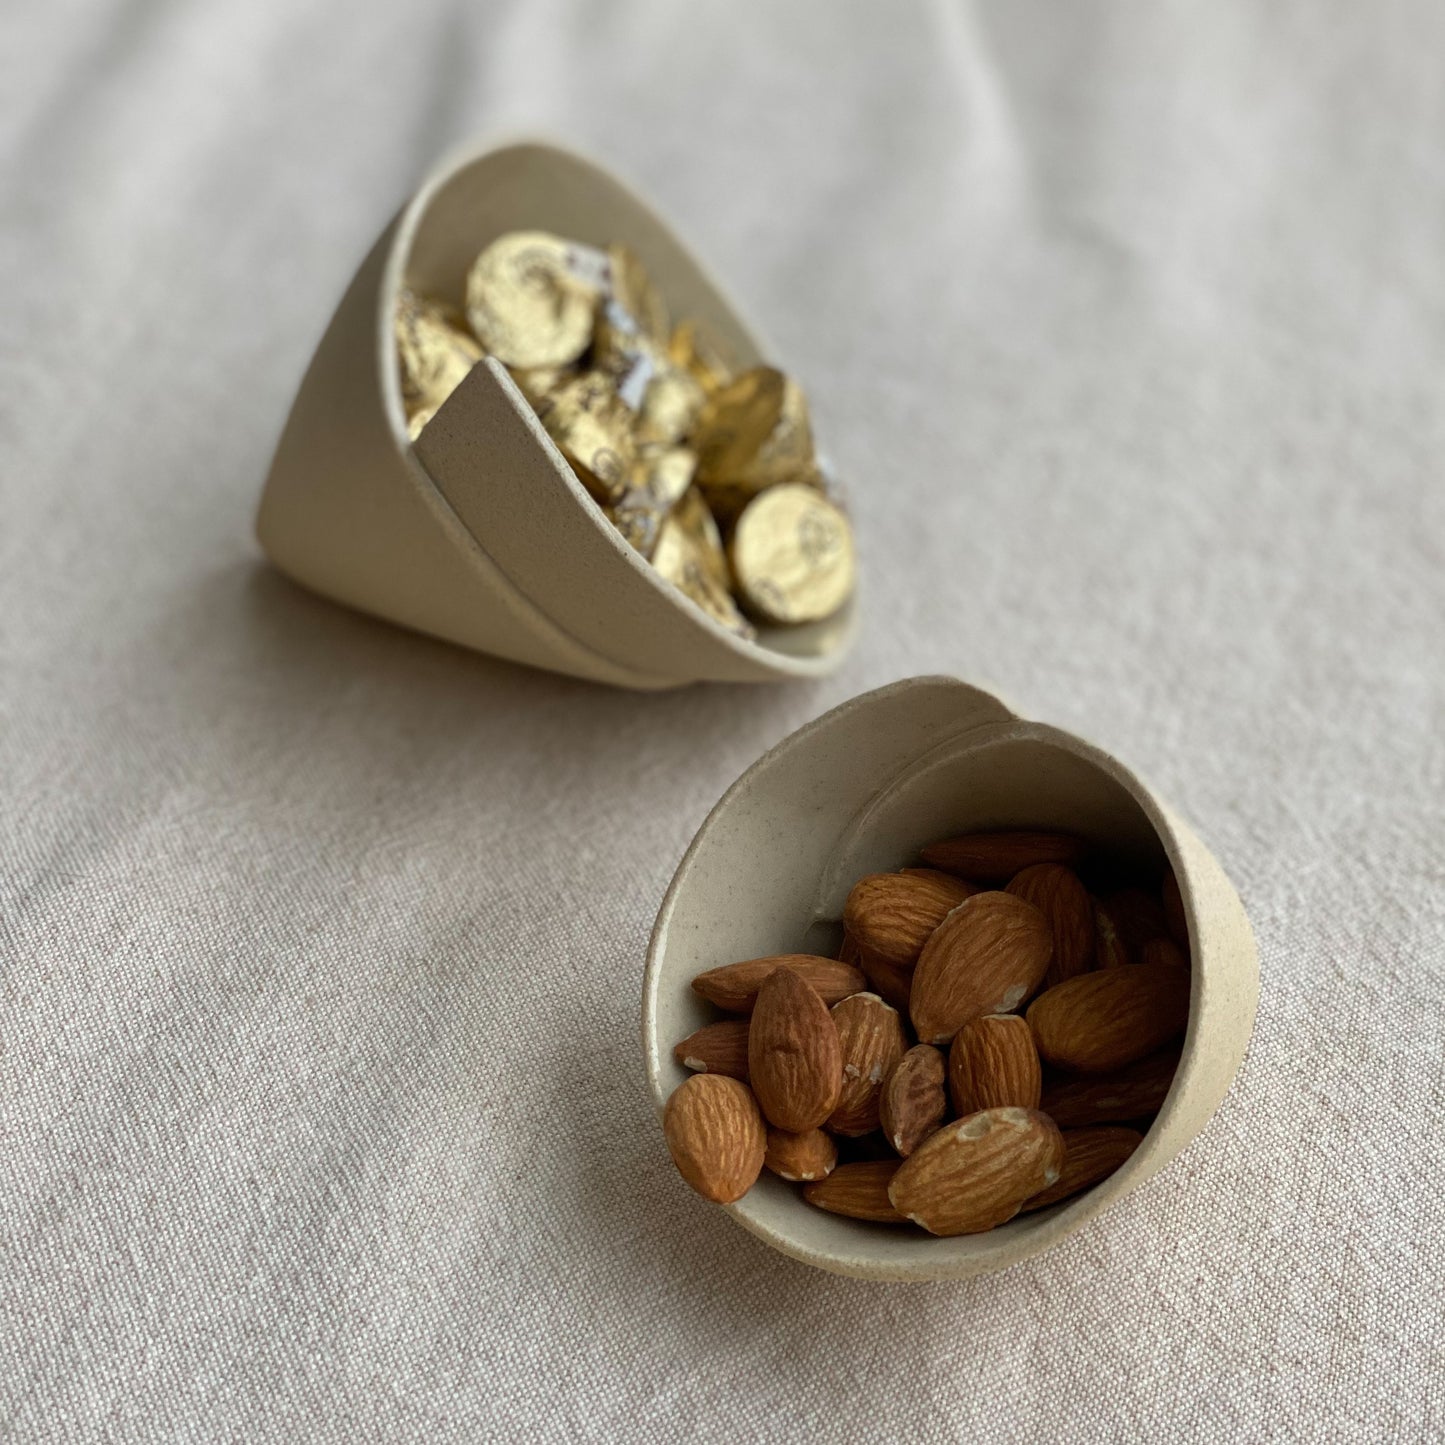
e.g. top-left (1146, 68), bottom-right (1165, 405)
top-left (606, 448), bottom-right (696, 559)
top-left (728, 483), bottom-right (856, 625)
top-left (637, 368), bottom-right (706, 446)
top-left (398, 228), bottom-right (855, 638)
top-left (669, 318), bottom-right (733, 396)
top-left (693, 367), bottom-right (786, 482)
top-left (395, 289), bottom-right (483, 412)
top-left (536, 372), bottom-right (636, 504)
top-left (653, 490), bottom-right (753, 638)
top-left (607, 243), bottom-right (669, 348)
top-left (466, 231), bottom-right (603, 369)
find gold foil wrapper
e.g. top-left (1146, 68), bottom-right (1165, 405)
top-left (604, 448), bottom-right (697, 560)
top-left (466, 231), bottom-right (603, 369)
top-left (536, 372), bottom-right (637, 503)
top-left (637, 366), bottom-right (706, 446)
top-left (653, 489), bottom-right (754, 638)
top-left (634, 444), bottom-right (697, 509)
top-left (398, 229), bottom-right (853, 638)
top-left (594, 319), bottom-right (663, 411)
top-left (669, 318), bottom-right (734, 395)
top-left (508, 366), bottom-right (565, 406)
top-left (394, 289), bottom-right (483, 411)
top-left (607, 243), bottom-right (670, 347)
top-left (406, 404), bottom-right (438, 441)
top-left (673, 489), bottom-right (731, 595)
top-left (728, 483), bottom-right (855, 625)
top-left (693, 366), bottom-right (785, 482)
top-left (694, 369), bottom-right (821, 522)
top-left (606, 493), bottom-right (666, 558)
top-left (737, 375), bottom-right (814, 488)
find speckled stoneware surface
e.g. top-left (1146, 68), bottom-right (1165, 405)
top-left (643, 675), bottom-right (1258, 1280)
top-left (256, 140), bottom-right (857, 689)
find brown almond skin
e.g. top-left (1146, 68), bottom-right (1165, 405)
top-left (662, 1074), bottom-right (766, 1203)
top-left (843, 871), bottom-right (977, 968)
top-left (1141, 937), bottom-right (1189, 971)
top-left (764, 1126), bottom-right (837, 1182)
top-left (920, 830), bottom-right (1084, 882)
top-left (1162, 869), bottom-right (1189, 947)
top-left (948, 1014), bottom-right (1042, 1116)
top-left (1028, 967), bottom-right (1190, 1073)
top-left (909, 892), bottom-right (1054, 1045)
top-left (691, 954), bottom-right (866, 1013)
top-left (888, 1107), bottom-right (1065, 1236)
top-left (672, 1019), bottom-right (750, 1081)
top-left (1041, 1049), bottom-right (1180, 1127)
top-left (1093, 898), bottom-right (1132, 968)
top-left (879, 1045), bottom-right (947, 1157)
top-left (748, 966), bottom-right (843, 1131)
top-left (901, 866), bottom-right (982, 891)
top-left (854, 944), bottom-right (913, 1015)
top-left (1105, 888), bottom-right (1170, 955)
top-left (802, 1160), bottom-right (907, 1222)
top-left (1021, 1126), bottom-right (1143, 1211)
top-left (1007, 863), bottom-right (1095, 987)
top-left (827, 992), bottom-right (907, 1136)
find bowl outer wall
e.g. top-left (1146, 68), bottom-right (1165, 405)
top-left (642, 675), bottom-right (1259, 1280)
top-left (260, 137), bottom-right (857, 688)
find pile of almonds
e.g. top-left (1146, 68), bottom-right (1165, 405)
top-left (662, 830), bottom-right (1192, 1235)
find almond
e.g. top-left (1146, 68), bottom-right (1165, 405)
top-left (662, 1074), bottom-right (766, 1203)
top-left (802, 1160), bottom-right (907, 1222)
top-left (748, 965), bottom-right (843, 1131)
top-left (854, 944), bottom-right (914, 1015)
top-left (764, 1126), bottom-right (838, 1182)
top-left (1104, 887), bottom-right (1169, 955)
top-left (672, 1019), bottom-right (750, 1080)
top-left (1141, 937), bottom-right (1188, 971)
top-left (888, 1107), bottom-right (1064, 1236)
top-left (827, 992), bottom-right (907, 1136)
top-left (919, 830), bottom-right (1084, 882)
top-left (878, 1045), bottom-right (947, 1156)
top-left (691, 954), bottom-right (866, 1013)
top-left (843, 871), bottom-right (977, 967)
top-left (1162, 868), bottom-right (1188, 947)
top-left (1027, 967), bottom-right (1190, 1073)
top-left (901, 866), bottom-right (981, 890)
top-left (948, 1014), bottom-right (1042, 1115)
top-left (1021, 1126), bottom-right (1142, 1211)
top-left (1006, 863), bottom-right (1095, 987)
top-left (1040, 1049), bottom-right (1180, 1127)
top-left (1093, 898), bottom-right (1132, 968)
top-left (909, 891), bottom-right (1054, 1045)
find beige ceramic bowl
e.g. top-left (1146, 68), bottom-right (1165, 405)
top-left (256, 139), bottom-right (857, 689)
top-left (642, 676), bottom-right (1258, 1280)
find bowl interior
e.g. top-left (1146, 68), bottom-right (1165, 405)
top-left (644, 678), bottom-right (1189, 1279)
top-left (404, 142), bottom-right (760, 367)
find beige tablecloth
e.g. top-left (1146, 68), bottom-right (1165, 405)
top-left (4, 2), bottom-right (1441, 1439)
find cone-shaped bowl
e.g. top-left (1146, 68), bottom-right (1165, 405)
top-left (257, 140), bottom-right (857, 689)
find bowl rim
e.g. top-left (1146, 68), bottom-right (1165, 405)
top-left (380, 136), bottom-right (858, 682)
top-left (641, 674), bottom-right (1226, 1280)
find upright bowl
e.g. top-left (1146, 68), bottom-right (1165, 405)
top-left (642, 676), bottom-right (1258, 1279)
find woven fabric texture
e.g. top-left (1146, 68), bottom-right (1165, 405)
top-left (3, 2), bottom-right (1441, 1439)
